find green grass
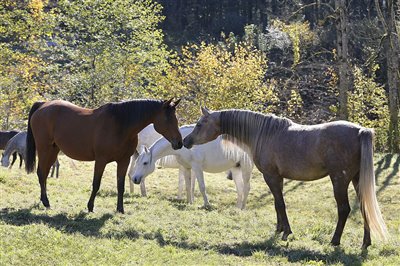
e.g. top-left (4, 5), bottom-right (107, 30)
top-left (0, 153), bottom-right (399, 265)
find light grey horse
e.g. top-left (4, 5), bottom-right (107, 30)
top-left (183, 107), bottom-right (388, 249)
top-left (1, 131), bottom-right (60, 177)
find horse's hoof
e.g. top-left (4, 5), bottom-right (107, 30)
top-left (281, 231), bottom-right (292, 241)
top-left (361, 242), bottom-right (371, 249)
top-left (41, 199), bottom-right (50, 208)
top-left (330, 240), bottom-right (340, 246)
top-left (117, 208), bottom-right (124, 214)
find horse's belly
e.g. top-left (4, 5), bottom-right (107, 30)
top-left (57, 143), bottom-right (95, 161)
top-left (279, 164), bottom-right (328, 181)
top-left (202, 160), bottom-right (235, 173)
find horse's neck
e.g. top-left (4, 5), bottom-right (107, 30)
top-left (150, 138), bottom-right (176, 163)
top-left (219, 113), bottom-right (258, 151)
top-left (149, 126), bottom-right (193, 162)
top-left (3, 142), bottom-right (16, 157)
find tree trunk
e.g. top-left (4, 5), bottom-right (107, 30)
top-left (385, 0), bottom-right (400, 152)
top-left (335, 0), bottom-right (351, 120)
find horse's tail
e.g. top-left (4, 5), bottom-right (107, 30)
top-left (26, 101), bottom-right (45, 173)
top-left (358, 128), bottom-right (388, 241)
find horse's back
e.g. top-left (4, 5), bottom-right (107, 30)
top-left (269, 120), bottom-right (364, 180)
top-left (30, 100), bottom-right (105, 161)
top-left (0, 130), bottom-right (19, 149)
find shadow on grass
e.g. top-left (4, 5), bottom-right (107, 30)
top-left (376, 154), bottom-right (399, 195)
top-left (0, 207), bottom-right (114, 237)
top-left (144, 231), bottom-right (365, 265)
top-left (216, 239), bottom-right (365, 265)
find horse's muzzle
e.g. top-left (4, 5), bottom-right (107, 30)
top-left (132, 176), bottom-right (142, 185)
top-left (172, 140), bottom-right (183, 150)
top-left (183, 137), bottom-right (193, 149)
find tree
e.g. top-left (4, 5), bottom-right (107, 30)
top-left (51, 0), bottom-right (170, 107)
top-left (0, 0), bottom-right (56, 129)
top-left (335, 0), bottom-right (351, 120)
top-left (159, 41), bottom-right (278, 122)
top-left (375, 0), bottom-right (400, 152)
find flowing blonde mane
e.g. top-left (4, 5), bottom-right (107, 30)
top-left (220, 110), bottom-right (292, 157)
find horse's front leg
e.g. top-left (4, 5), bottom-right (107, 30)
top-left (9, 152), bottom-right (17, 169)
top-left (180, 167), bottom-right (192, 203)
top-left (192, 164), bottom-right (210, 207)
top-left (19, 153), bottom-right (23, 168)
top-left (177, 167), bottom-right (184, 200)
top-left (263, 173), bottom-right (292, 240)
top-left (116, 158), bottom-right (130, 214)
top-left (87, 160), bottom-right (107, 212)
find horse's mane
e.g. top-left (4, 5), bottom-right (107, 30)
top-left (220, 110), bottom-right (292, 156)
top-left (106, 99), bottom-right (164, 130)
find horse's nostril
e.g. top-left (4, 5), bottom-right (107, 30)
top-left (183, 137), bottom-right (192, 148)
top-left (133, 177), bottom-right (141, 184)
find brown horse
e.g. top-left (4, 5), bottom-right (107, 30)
top-left (0, 130), bottom-right (22, 168)
top-left (26, 99), bottom-right (182, 213)
top-left (183, 107), bottom-right (388, 248)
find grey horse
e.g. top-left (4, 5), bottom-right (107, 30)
top-left (1, 131), bottom-right (60, 177)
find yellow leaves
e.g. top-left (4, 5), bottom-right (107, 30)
top-left (348, 66), bottom-right (389, 150)
top-left (158, 41), bottom-right (276, 122)
top-left (287, 89), bottom-right (303, 119)
top-left (272, 20), bottom-right (315, 66)
top-left (28, 0), bottom-right (46, 20)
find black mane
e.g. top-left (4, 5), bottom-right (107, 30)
top-left (105, 99), bottom-right (164, 130)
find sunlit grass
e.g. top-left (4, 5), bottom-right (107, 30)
top-left (0, 153), bottom-right (399, 265)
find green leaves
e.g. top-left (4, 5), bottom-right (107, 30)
top-left (348, 66), bottom-right (389, 150)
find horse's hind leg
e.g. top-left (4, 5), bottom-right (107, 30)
top-left (241, 169), bottom-right (252, 210)
top-left (352, 172), bottom-right (371, 248)
top-left (231, 167), bottom-right (244, 209)
top-left (263, 174), bottom-right (291, 239)
top-left (87, 160), bottom-right (107, 212)
top-left (330, 173), bottom-right (351, 246)
top-left (192, 165), bottom-right (210, 207)
top-left (37, 146), bottom-right (59, 208)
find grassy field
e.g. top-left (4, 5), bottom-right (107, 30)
top-left (0, 153), bottom-right (399, 265)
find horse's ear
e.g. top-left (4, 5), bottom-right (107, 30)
top-left (201, 106), bottom-right (210, 116)
top-left (162, 98), bottom-right (173, 108)
top-left (171, 98), bottom-right (181, 108)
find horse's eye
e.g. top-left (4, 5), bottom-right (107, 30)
top-left (143, 162), bottom-right (148, 165)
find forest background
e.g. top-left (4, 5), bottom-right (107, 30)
top-left (0, 0), bottom-right (399, 152)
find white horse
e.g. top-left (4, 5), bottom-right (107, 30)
top-left (129, 124), bottom-right (233, 199)
top-left (128, 124), bottom-right (162, 195)
top-left (130, 125), bottom-right (253, 209)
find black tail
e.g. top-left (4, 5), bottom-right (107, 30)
top-left (26, 101), bottom-right (45, 173)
